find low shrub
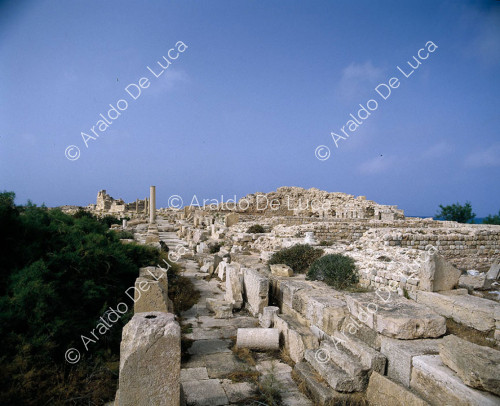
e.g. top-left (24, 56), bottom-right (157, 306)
top-left (247, 224), bottom-right (266, 233)
top-left (268, 244), bottom-right (323, 274)
top-left (209, 242), bottom-right (221, 254)
top-left (306, 254), bottom-right (358, 290)
top-left (319, 240), bottom-right (333, 246)
top-left (114, 230), bottom-right (134, 239)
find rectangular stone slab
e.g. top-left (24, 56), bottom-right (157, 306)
top-left (345, 292), bottom-right (446, 339)
top-left (380, 336), bottom-right (441, 388)
top-left (410, 355), bottom-right (500, 406)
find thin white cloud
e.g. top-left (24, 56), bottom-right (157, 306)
top-left (422, 141), bottom-right (452, 159)
top-left (149, 69), bottom-right (189, 95)
top-left (358, 155), bottom-right (394, 174)
top-left (337, 61), bottom-right (384, 102)
top-left (465, 143), bottom-right (500, 167)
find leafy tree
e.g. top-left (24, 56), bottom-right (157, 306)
top-left (483, 210), bottom-right (500, 225)
top-left (435, 201), bottom-right (475, 223)
top-left (0, 191), bottom-right (167, 405)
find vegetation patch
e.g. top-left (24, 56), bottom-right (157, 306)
top-left (268, 244), bottom-right (324, 274)
top-left (306, 254), bottom-right (358, 290)
top-left (247, 224), bottom-right (266, 233)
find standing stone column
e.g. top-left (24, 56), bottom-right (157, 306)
top-left (149, 186), bottom-right (156, 224)
top-left (144, 197), bottom-right (148, 214)
top-left (135, 199), bottom-right (139, 214)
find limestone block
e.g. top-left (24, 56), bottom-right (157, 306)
top-left (415, 290), bottom-right (498, 332)
top-left (242, 268), bottom-right (269, 316)
top-left (293, 291), bottom-right (347, 336)
top-left (118, 312), bottom-right (180, 406)
top-left (206, 298), bottom-right (233, 319)
top-left (380, 336), bottom-right (441, 387)
top-left (366, 371), bottom-right (429, 406)
top-left (133, 276), bottom-right (171, 314)
top-left (439, 334), bottom-right (500, 396)
top-left (487, 262), bottom-right (500, 280)
top-left (459, 273), bottom-right (492, 290)
top-left (259, 306), bottom-right (280, 328)
top-left (279, 280), bottom-right (311, 309)
top-left (216, 261), bottom-right (228, 281)
top-left (236, 328), bottom-right (279, 350)
top-left (181, 379), bottom-right (228, 405)
top-left (419, 253), bottom-right (461, 292)
top-left (225, 265), bottom-right (244, 309)
top-left (410, 355), bottom-right (500, 406)
top-left (345, 292), bottom-right (446, 339)
top-left (225, 213), bottom-right (239, 227)
top-left (274, 314), bottom-right (319, 363)
top-left (270, 264), bottom-right (294, 277)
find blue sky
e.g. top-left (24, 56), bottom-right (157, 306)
top-left (1, 0), bottom-right (499, 216)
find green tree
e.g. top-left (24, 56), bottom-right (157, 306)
top-left (435, 201), bottom-right (475, 223)
top-left (483, 210), bottom-right (500, 225)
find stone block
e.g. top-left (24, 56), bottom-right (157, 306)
top-left (366, 371), bottom-right (429, 406)
top-left (380, 336), bottom-right (441, 387)
top-left (345, 292), bottom-right (446, 339)
top-left (225, 265), bottom-right (243, 309)
top-left (225, 213), bottom-right (239, 227)
top-left (259, 306), bottom-right (280, 328)
top-left (274, 314), bottom-right (319, 363)
top-left (293, 290), bottom-right (347, 335)
top-left (270, 264), bottom-right (294, 277)
top-left (118, 312), bottom-right (180, 406)
top-left (236, 328), bottom-right (279, 351)
top-left (293, 361), bottom-right (351, 405)
top-left (486, 262), bottom-right (500, 280)
top-left (459, 273), bottom-right (492, 290)
top-left (439, 334), bottom-right (500, 396)
top-left (181, 379), bottom-right (228, 406)
top-left (242, 268), bottom-right (269, 316)
top-left (410, 355), bottom-right (500, 406)
top-left (415, 290), bottom-right (498, 332)
top-left (419, 253), bottom-right (461, 292)
top-left (133, 276), bottom-right (171, 314)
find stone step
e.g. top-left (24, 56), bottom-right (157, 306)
top-left (320, 339), bottom-right (367, 378)
top-left (293, 361), bottom-right (353, 406)
top-left (345, 292), bottom-right (446, 339)
top-left (332, 330), bottom-right (386, 374)
top-left (304, 349), bottom-right (364, 392)
top-left (410, 355), bottom-right (500, 406)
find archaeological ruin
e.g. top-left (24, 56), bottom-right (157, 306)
top-left (92, 186), bottom-right (500, 406)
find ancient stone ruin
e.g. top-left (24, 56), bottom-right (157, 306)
top-left (97, 186), bottom-right (499, 405)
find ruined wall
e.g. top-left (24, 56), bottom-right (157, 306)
top-left (362, 227), bottom-right (500, 271)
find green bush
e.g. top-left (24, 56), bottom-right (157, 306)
top-left (0, 191), bottom-right (168, 405)
top-left (246, 224), bottom-right (266, 233)
top-left (319, 240), bottom-right (333, 246)
top-left (306, 254), bottom-right (358, 290)
top-left (209, 242), bottom-right (221, 254)
top-left (114, 230), bottom-right (134, 239)
top-left (268, 244), bottom-right (323, 274)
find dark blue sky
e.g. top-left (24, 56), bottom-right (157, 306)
top-left (1, 0), bottom-right (499, 216)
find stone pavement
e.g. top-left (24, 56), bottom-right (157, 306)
top-left (162, 227), bottom-right (312, 406)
